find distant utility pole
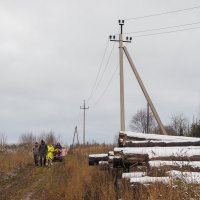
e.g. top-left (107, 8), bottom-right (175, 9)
top-left (72, 126), bottom-right (79, 147)
top-left (109, 20), bottom-right (132, 132)
top-left (80, 100), bottom-right (89, 144)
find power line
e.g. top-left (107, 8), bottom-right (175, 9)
top-left (86, 39), bottom-right (110, 103)
top-left (125, 5), bottom-right (200, 21)
top-left (125, 21), bottom-right (200, 34)
top-left (92, 64), bottom-right (119, 108)
top-left (87, 42), bottom-right (116, 104)
top-left (131, 26), bottom-right (200, 38)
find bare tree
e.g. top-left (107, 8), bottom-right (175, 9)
top-left (38, 131), bottom-right (59, 145)
top-left (19, 133), bottom-right (36, 145)
top-left (154, 125), bottom-right (176, 135)
top-left (0, 133), bottom-right (7, 152)
top-left (170, 113), bottom-right (188, 136)
top-left (0, 133), bottom-right (7, 146)
top-left (129, 108), bottom-right (156, 133)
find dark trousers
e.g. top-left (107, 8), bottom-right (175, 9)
top-left (40, 154), bottom-right (46, 166)
top-left (34, 154), bottom-right (39, 166)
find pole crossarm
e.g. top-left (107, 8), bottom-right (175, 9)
top-left (110, 39), bottom-right (132, 43)
top-left (122, 46), bottom-right (167, 135)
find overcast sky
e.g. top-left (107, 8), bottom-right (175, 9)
top-left (0, 0), bottom-right (200, 144)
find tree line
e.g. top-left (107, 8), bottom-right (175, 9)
top-left (129, 108), bottom-right (200, 137)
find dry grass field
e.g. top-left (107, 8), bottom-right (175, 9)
top-left (1, 144), bottom-right (200, 200)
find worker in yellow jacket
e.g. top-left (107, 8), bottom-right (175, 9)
top-left (46, 143), bottom-right (55, 166)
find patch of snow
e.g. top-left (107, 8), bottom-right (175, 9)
top-left (99, 161), bottom-right (109, 165)
top-left (121, 131), bottom-right (200, 142)
top-left (167, 170), bottom-right (200, 184)
top-left (130, 176), bottom-right (170, 184)
top-left (89, 154), bottom-right (108, 158)
top-left (122, 172), bottom-right (146, 179)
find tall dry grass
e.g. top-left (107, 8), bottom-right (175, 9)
top-left (38, 144), bottom-right (117, 200)
top-left (0, 149), bottom-right (32, 174)
top-left (38, 145), bottom-right (200, 200)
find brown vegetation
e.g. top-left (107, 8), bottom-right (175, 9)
top-left (1, 143), bottom-right (200, 200)
top-left (0, 148), bottom-right (32, 174)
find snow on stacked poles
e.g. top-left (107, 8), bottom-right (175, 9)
top-left (88, 131), bottom-right (200, 185)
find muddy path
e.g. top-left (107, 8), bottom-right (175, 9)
top-left (0, 163), bottom-right (60, 200)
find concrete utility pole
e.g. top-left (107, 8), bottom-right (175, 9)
top-left (80, 100), bottom-right (89, 144)
top-left (109, 20), bottom-right (132, 132)
top-left (109, 20), bottom-right (166, 135)
top-left (123, 46), bottom-right (167, 135)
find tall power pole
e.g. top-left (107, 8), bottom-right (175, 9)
top-left (109, 20), bottom-right (167, 135)
top-left (80, 100), bottom-right (89, 144)
top-left (110, 20), bottom-right (132, 132)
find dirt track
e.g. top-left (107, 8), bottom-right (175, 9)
top-left (0, 163), bottom-right (58, 200)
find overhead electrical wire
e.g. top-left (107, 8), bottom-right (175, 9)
top-left (130, 25), bottom-right (200, 38)
top-left (87, 42), bottom-right (116, 104)
top-left (125, 20), bottom-right (200, 34)
top-left (86, 39), bottom-right (110, 103)
top-left (92, 64), bottom-right (119, 108)
top-left (125, 5), bottom-right (200, 21)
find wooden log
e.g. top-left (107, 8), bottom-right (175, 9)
top-left (149, 160), bottom-right (200, 169)
top-left (112, 154), bottom-right (149, 170)
top-left (88, 154), bottom-right (108, 166)
top-left (120, 131), bottom-right (200, 142)
top-left (125, 140), bottom-right (200, 147)
top-left (112, 156), bottom-right (123, 168)
top-left (122, 172), bottom-right (146, 179)
top-left (150, 155), bottom-right (200, 161)
top-left (114, 146), bottom-right (200, 160)
top-left (167, 170), bottom-right (200, 184)
top-left (118, 132), bottom-right (127, 147)
top-left (130, 176), bottom-right (171, 184)
top-left (119, 131), bottom-right (200, 147)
